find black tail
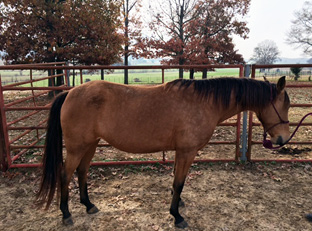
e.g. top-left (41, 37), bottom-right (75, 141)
top-left (36, 92), bottom-right (68, 209)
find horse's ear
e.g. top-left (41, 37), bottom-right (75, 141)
top-left (277, 76), bottom-right (286, 93)
top-left (263, 76), bottom-right (269, 82)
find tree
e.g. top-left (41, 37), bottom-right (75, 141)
top-left (290, 66), bottom-right (302, 81)
top-left (287, 1), bottom-right (312, 55)
top-left (136, 0), bottom-right (250, 78)
top-left (0, 0), bottom-right (123, 65)
top-left (185, 0), bottom-right (248, 77)
top-left (141, 0), bottom-right (199, 78)
top-left (122, 0), bottom-right (142, 84)
top-left (250, 40), bottom-right (280, 65)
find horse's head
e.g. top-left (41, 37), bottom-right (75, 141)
top-left (257, 76), bottom-right (290, 146)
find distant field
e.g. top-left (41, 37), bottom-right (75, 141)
top-left (81, 68), bottom-right (240, 85)
top-left (0, 68), bottom-right (241, 87)
top-left (1, 67), bottom-right (311, 87)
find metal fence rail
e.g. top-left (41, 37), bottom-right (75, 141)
top-left (247, 64), bottom-right (312, 162)
top-left (1, 63), bottom-right (312, 171)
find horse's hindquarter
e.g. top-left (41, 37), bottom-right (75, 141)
top-left (61, 81), bottom-right (217, 153)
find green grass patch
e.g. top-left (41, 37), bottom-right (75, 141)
top-left (79, 68), bottom-right (240, 85)
top-left (1, 68), bottom-right (241, 86)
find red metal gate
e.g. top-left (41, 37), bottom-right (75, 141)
top-left (2, 63), bottom-right (311, 171)
top-left (247, 64), bottom-right (312, 162)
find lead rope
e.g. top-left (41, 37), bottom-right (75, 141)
top-left (263, 112), bottom-right (312, 149)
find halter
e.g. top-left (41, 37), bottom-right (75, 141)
top-left (262, 102), bottom-right (289, 149)
top-left (263, 83), bottom-right (312, 149)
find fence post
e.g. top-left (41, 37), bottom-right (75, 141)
top-left (0, 76), bottom-right (9, 171)
top-left (240, 64), bottom-right (251, 161)
top-left (162, 68), bottom-right (165, 83)
top-left (101, 69), bottom-right (104, 81)
top-left (65, 62), bottom-right (70, 87)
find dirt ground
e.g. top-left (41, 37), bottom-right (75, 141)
top-left (1, 79), bottom-right (312, 230)
top-left (1, 162), bottom-right (312, 231)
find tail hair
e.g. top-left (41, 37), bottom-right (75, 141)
top-left (36, 92), bottom-right (68, 209)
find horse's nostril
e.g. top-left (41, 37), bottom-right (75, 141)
top-left (277, 136), bottom-right (284, 145)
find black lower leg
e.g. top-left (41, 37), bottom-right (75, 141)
top-left (170, 183), bottom-right (187, 228)
top-left (77, 167), bottom-right (99, 214)
top-left (60, 198), bottom-right (71, 219)
top-left (170, 152), bottom-right (196, 228)
top-left (171, 189), bottom-right (185, 207)
top-left (79, 182), bottom-right (96, 211)
top-left (60, 175), bottom-right (73, 225)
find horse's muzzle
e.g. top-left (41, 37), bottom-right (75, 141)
top-left (276, 136), bottom-right (284, 146)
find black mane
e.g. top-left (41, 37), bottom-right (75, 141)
top-left (167, 78), bottom-right (286, 109)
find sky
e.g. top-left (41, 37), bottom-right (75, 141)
top-left (233, 0), bottom-right (309, 61)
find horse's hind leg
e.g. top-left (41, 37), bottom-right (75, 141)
top-left (60, 141), bottom-right (98, 225)
top-left (60, 153), bottom-right (82, 225)
top-left (76, 141), bottom-right (99, 214)
top-left (170, 150), bottom-right (197, 229)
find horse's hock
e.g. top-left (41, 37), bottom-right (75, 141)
top-left (1, 63), bottom-right (312, 171)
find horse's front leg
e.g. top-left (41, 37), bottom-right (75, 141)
top-left (170, 150), bottom-right (197, 229)
top-left (172, 161), bottom-right (185, 208)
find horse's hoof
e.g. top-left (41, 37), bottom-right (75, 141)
top-left (305, 214), bottom-right (312, 222)
top-left (87, 205), bottom-right (99, 214)
top-left (175, 220), bottom-right (188, 229)
top-left (62, 216), bottom-right (74, 226)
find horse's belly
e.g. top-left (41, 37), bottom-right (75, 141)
top-left (101, 129), bottom-right (174, 153)
top-left (106, 139), bottom-right (172, 153)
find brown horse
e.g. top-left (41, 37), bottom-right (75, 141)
top-left (37, 76), bottom-right (290, 228)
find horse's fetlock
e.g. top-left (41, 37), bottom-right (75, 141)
top-left (80, 199), bottom-right (87, 205)
top-left (174, 214), bottom-right (187, 228)
top-left (169, 207), bottom-right (176, 216)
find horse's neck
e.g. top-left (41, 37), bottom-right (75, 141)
top-left (216, 97), bottom-right (259, 124)
top-left (217, 104), bottom-right (242, 124)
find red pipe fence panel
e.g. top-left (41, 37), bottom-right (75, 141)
top-left (0, 63), bottom-right (311, 171)
top-left (248, 64), bottom-right (312, 162)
